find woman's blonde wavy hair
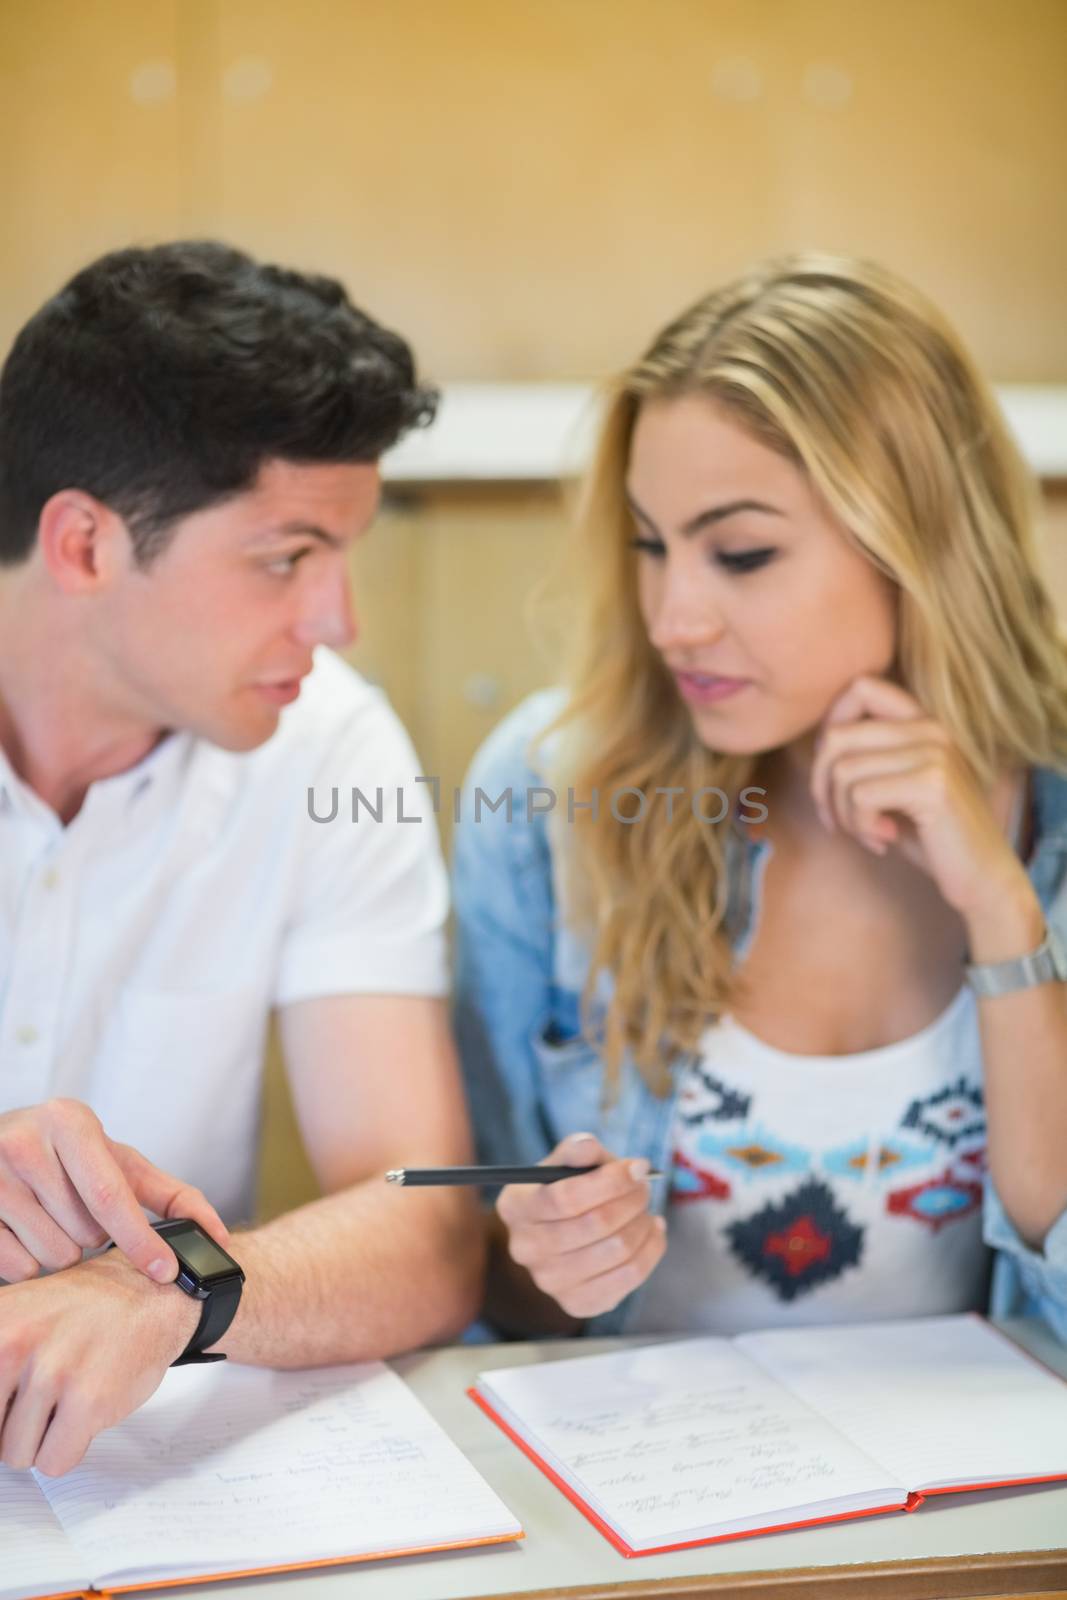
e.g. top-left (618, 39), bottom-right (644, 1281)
top-left (542, 252), bottom-right (1067, 1096)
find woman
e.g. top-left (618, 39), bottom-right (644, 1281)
top-left (453, 254), bottom-right (1067, 1342)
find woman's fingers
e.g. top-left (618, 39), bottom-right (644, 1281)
top-left (812, 720), bottom-right (943, 827)
top-left (499, 1156), bottom-right (649, 1233)
top-left (548, 1217), bottom-right (668, 1321)
top-left (824, 745), bottom-right (933, 844)
top-left (497, 1131), bottom-right (613, 1225)
top-left (819, 674), bottom-right (926, 731)
top-left (497, 1131), bottom-right (665, 1318)
top-left (508, 1182), bottom-right (654, 1263)
top-left (533, 1209), bottom-right (662, 1295)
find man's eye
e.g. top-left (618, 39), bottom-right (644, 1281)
top-left (716, 548), bottom-right (776, 574)
top-left (264, 549), bottom-right (311, 576)
top-left (629, 537), bottom-right (666, 558)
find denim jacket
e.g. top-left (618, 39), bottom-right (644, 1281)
top-left (453, 689), bottom-right (1067, 1342)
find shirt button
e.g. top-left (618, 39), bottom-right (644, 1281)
top-left (15, 1025), bottom-right (39, 1046)
top-left (42, 868), bottom-right (59, 890)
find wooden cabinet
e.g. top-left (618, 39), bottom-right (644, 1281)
top-left (3, 0), bottom-right (1064, 1220)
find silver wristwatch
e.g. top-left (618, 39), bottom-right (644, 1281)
top-left (963, 921), bottom-right (1067, 998)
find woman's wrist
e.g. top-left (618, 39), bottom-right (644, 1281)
top-left (962, 874), bottom-right (1045, 966)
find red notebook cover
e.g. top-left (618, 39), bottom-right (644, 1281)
top-left (468, 1386), bottom-right (1067, 1559)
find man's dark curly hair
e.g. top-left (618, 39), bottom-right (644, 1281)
top-left (0, 240), bottom-right (437, 567)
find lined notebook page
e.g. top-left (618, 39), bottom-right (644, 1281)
top-left (477, 1338), bottom-right (898, 1550)
top-left (37, 1360), bottom-right (520, 1588)
top-left (738, 1315), bottom-right (1067, 1491)
top-left (0, 1466), bottom-right (85, 1600)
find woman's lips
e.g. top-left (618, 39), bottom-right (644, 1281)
top-left (673, 671), bottom-right (752, 705)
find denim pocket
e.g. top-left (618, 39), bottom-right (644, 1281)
top-left (529, 985), bottom-right (602, 1145)
top-left (529, 991), bottom-right (636, 1153)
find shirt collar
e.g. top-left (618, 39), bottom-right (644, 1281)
top-left (0, 744), bottom-right (54, 827)
top-left (0, 729), bottom-right (194, 827)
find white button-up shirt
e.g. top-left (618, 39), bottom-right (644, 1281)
top-left (0, 649), bottom-right (448, 1224)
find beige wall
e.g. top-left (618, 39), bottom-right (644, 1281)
top-left (2, 0), bottom-right (1066, 378)
top-left (2, 0), bottom-right (1064, 1217)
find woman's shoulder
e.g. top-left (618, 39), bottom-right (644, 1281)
top-left (452, 691), bottom-right (571, 961)
top-left (463, 686), bottom-right (569, 797)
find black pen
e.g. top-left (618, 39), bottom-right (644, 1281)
top-left (385, 1164), bottom-right (665, 1187)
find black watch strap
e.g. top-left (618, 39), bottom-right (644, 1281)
top-left (106, 1224), bottom-right (244, 1368)
top-left (172, 1275), bottom-right (244, 1366)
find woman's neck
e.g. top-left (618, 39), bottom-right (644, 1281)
top-left (754, 731), bottom-right (826, 844)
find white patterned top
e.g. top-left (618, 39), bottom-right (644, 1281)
top-left (630, 986), bottom-right (989, 1336)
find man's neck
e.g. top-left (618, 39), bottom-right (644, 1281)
top-left (1, 712), bottom-right (165, 826)
top-left (0, 573), bottom-right (164, 824)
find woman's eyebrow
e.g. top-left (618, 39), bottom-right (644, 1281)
top-left (625, 490), bottom-right (785, 538)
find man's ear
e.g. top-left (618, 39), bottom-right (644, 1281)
top-left (37, 490), bottom-right (130, 593)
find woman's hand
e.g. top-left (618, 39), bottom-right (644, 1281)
top-left (809, 674), bottom-right (1036, 928)
top-left (495, 1132), bottom-right (666, 1321)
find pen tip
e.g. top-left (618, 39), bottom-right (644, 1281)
top-left (385, 1169), bottom-right (405, 1185)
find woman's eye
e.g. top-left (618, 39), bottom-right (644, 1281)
top-left (716, 548), bottom-right (776, 574)
top-left (629, 536), bottom-right (666, 558)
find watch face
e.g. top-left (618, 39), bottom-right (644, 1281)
top-left (155, 1220), bottom-right (241, 1283)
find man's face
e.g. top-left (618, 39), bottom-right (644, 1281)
top-left (98, 459), bottom-right (378, 750)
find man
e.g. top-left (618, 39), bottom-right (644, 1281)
top-left (0, 241), bottom-right (481, 1475)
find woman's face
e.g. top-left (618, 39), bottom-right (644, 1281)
top-left (628, 394), bottom-right (898, 758)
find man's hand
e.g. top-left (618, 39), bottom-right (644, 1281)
top-left (0, 1100), bottom-right (230, 1285)
top-left (496, 1132), bottom-right (666, 1321)
top-left (0, 1250), bottom-right (198, 1475)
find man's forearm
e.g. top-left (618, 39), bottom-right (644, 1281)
top-left (206, 1178), bottom-right (484, 1367)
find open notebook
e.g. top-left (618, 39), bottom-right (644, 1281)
top-left (3, 1359), bottom-right (521, 1599)
top-left (471, 1314), bottom-right (1067, 1557)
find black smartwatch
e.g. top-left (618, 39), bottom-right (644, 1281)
top-left (147, 1219), bottom-right (245, 1366)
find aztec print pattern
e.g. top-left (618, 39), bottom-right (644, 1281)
top-left (725, 1178), bottom-right (864, 1301)
top-left (666, 1052), bottom-right (987, 1305)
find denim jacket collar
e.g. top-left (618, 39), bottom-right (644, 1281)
top-left (1031, 764), bottom-right (1067, 850)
